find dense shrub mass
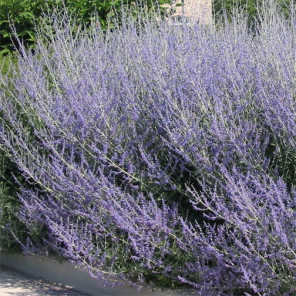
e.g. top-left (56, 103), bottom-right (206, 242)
top-left (1, 3), bottom-right (296, 295)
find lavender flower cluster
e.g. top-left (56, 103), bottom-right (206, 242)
top-left (1, 4), bottom-right (296, 295)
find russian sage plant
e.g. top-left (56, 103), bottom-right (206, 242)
top-left (1, 2), bottom-right (296, 295)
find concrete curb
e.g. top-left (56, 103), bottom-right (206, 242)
top-left (0, 252), bottom-right (198, 296)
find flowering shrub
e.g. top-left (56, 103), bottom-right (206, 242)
top-left (1, 2), bottom-right (296, 295)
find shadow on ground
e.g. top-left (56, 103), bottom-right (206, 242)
top-left (0, 265), bottom-right (90, 296)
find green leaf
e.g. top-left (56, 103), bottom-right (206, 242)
top-left (0, 48), bottom-right (10, 55)
top-left (18, 11), bottom-right (35, 19)
top-left (25, 30), bottom-right (36, 42)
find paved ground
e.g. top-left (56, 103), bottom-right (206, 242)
top-left (0, 265), bottom-right (90, 296)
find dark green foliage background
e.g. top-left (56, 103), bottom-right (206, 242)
top-left (0, 0), bottom-right (171, 54)
top-left (213, 0), bottom-right (293, 23)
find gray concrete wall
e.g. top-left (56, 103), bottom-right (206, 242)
top-left (168, 0), bottom-right (213, 25)
top-left (0, 252), bottom-right (199, 296)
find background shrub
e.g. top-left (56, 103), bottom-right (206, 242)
top-left (213, 0), bottom-right (293, 28)
top-left (0, 0), bottom-right (171, 54)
